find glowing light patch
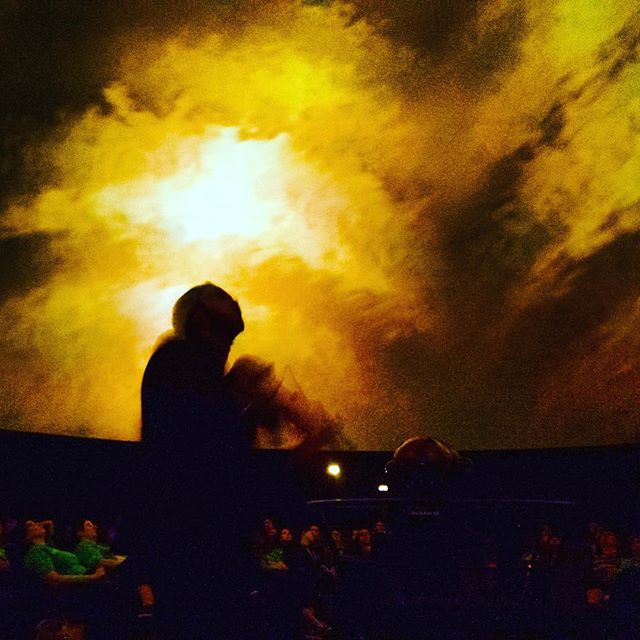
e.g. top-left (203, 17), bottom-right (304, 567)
top-left (326, 463), bottom-right (341, 477)
top-left (378, 484), bottom-right (389, 492)
top-left (116, 282), bottom-right (190, 345)
top-left (97, 128), bottom-right (292, 244)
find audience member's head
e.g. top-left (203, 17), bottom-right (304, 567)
top-left (301, 524), bottom-right (321, 547)
top-left (598, 530), bottom-right (619, 557)
top-left (264, 518), bottom-right (278, 539)
top-left (356, 529), bottom-right (372, 556)
top-left (280, 528), bottom-right (293, 543)
top-left (76, 519), bottom-right (99, 542)
top-left (25, 520), bottom-right (48, 545)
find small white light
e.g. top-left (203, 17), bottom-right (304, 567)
top-left (378, 484), bottom-right (389, 492)
top-left (326, 463), bottom-right (341, 477)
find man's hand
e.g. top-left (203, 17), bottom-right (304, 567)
top-left (91, 566), bottom-right (106, 580)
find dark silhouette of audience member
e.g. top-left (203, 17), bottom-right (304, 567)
top-left (140, 282), bottom-right (251, 638)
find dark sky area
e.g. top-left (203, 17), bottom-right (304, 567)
top-left (1, 0), bottom-right (639, 450)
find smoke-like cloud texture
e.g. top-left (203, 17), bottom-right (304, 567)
top-left (1, 0), bottom-right (638, 449)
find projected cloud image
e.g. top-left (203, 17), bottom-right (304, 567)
top-left (1, 1), bottom-right (639, 450)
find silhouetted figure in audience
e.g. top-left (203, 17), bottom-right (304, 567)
top-left (280, 527), bottom-right (305, 574)
top-left (140, 282), bottom-right (251, 638)
top-left (253, 517), bottom-right (280, 569)
top-left (329, 530), bottom-right (345, 559)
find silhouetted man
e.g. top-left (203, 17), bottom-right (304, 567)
top-left (140, 283), bottom-right (251, 639)
top-left (142, 282), bottom-right (245, 447)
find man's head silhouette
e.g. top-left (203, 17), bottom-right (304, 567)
top-left (172, 282), bottom-right (244, 346)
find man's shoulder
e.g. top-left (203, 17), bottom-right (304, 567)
top-left (142, 337), bottom-right (200, 387)
top-left (145, 337), bottom-right (189, 367)
top-left (144, 337), bottom-right (220, 376)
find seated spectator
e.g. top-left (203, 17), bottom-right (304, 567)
top-left (592, 530), bottom-right (621, 589)
top-left (373, 520), bottom-right (386, 536)
top-left (74, 520), bottom-right (125, 572)
top-left (74, 519), bottom-right (155, 614)
top-left (253, 518), bottom-right (279, 557)
top-left (580, 529), bottom-right (620, 638)
top-left (371, 520), bottom-right (390, 557)
top-left (300, 524), bottom-right (337, 633)
top-left (301, 524), bottom-right (325, 569)
top-left (0, 518), bottom-right (10, 575)
top-left (345, 526), bottom-right (377, 559)
top-left (352, 529), bottom-right (372, 558)
top-left (529, 525), bottom-right (563, 571)
top-left (619, 533), bottom-right (640, 573)
top-left (330, 530), bottom-right (345, 558)
top-left (0, 545), bottom-right (8, 573)
top-left (281, 527), bottom-right (306, 571)
top-left (586, 521), bottom-right (605, 555)
top-left (260, 526), bottom-right (289, 573)
top-left (346, 528), bottom-right (360, 556)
